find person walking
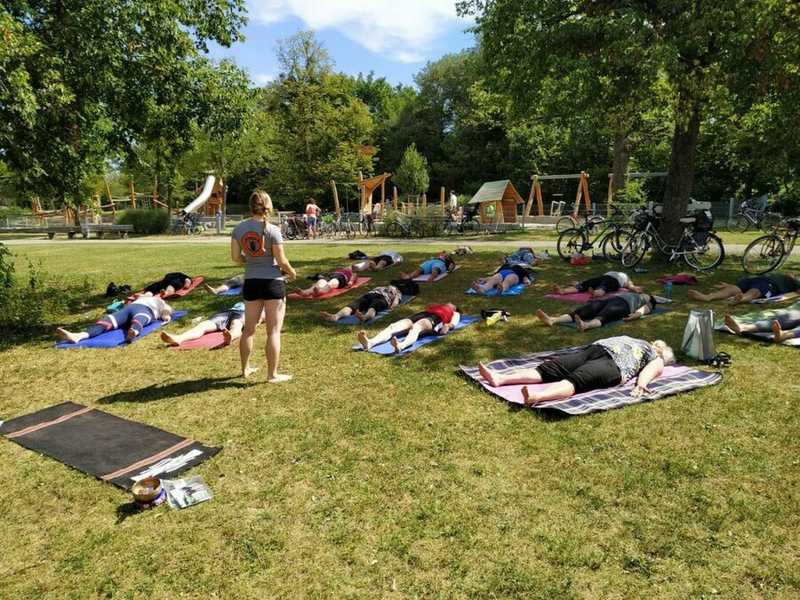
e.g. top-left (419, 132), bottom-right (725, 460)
top-left (232, 191), bottom-right (297, 382)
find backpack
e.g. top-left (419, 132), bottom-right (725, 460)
top-left (349, 250), bottom-right (368, 260)
top-left (105, 282), bottom-right (119, 297)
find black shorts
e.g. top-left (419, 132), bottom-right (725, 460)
top-left (575, 275), bottom-right (620, 293)
top-left (242, 278), bottom-right (286, 301)
top-left (408, 311), bottom-right (441, 327)
top-left (537, 345), bottom-right (622, 394)
top-left (736, 277), bottom-right (772, 298)
top-left (349, 293), bottom-right (390, 314)
top-left (375, 254), bottom-right (395, 266)
top-left (510, 265), bottom-right (532, 281)
top-left (331, 273), bottom-right (349, 288)
top-left (572, 297), bottom-right (631, 325)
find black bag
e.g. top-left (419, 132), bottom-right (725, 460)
top-left (692, 209), bottom-right (714, 245)
top-left (348, 250), bottom-right (368, 260)
top-left (391, 279), bottom-right (420, 296)
top-left (105, 282), bottom-right (119, 297)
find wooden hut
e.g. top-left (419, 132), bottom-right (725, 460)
top-left (468, 180), bottom-right (524, 224)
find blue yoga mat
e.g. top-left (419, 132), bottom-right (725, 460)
top-left (558, 306), bottom-right (669, 329)
top-left (55, 311), bottom-right (188, 349)
top-left (218, 287), bottom-right (241, 297)
top-left (333, 295), bottom-right (415, 325)
top-left (465, 283), bottom-right (527, 297)
top-left (352, 315), bottom-right (478, 356)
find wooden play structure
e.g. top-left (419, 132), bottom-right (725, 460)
top-left (331, 173), bottom-right (392, 217)
top-left (524, 171), bottom-right (592, 219)
top-left (468, 180), bottom-right (525, 224)
top-left (606, 171), bottom-right (667, 216)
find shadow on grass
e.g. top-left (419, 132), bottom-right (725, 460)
top-left (98, 376), bottom-right (248, 404)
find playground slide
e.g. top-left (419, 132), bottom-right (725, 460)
top-left (181, 175), bottom-right (216, 215)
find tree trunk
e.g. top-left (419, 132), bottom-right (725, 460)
top-left (611, 130), bottom-right (632, 201)
top-left (662, 92), bottom-right (702, 241)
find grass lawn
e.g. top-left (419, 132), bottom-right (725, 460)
top-left (1, 241), bottom-right (799, 598)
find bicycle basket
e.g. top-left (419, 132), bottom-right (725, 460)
top-left (633, 212), bottom-right (652, 231)
top-left (692, 209), bottom-right (714, 232)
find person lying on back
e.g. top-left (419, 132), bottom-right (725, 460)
top-left (356, 302), bottom-right (461, 353)
top-left (143, 272), bottom-right (193, 296)
top-left (688, 272), bottom-right (798, 304)
top-left (536, 292), bottom-right (665, 331)
top-left (320, 285), bottom-right (404, 323)
top-left (57, 295), bottom-right (174, 343)
top-left (552, 271), bottom-right (643, 298)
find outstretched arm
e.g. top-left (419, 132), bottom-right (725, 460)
top-left (623, 305), bottom-right (650, 321)
top-left (632, 358), bottom-right (665, 398)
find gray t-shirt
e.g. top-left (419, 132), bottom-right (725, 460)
top-left (232, 218), bottom-right (284, 280)
top-left (617, 292), bottom-right (649, 314)
top-left (594, 336), bottom-right (657, 382)
top-left (605, 271), bottom-right (630, 288)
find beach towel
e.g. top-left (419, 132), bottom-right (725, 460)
top-left (171, 331), bottom-right (229, 350)
top-left (544, 289), bottom-right (628, 303)
top-left (55, 311), bottom-right (188, 349)
top-left (288, 277), bottom-right (371, 300)
top-left (0, 402), bottom-right (221, 489)
top-left (460, 347), bottom-right (722, 415)
top-left (714, 303), bottom-right (800, 347)
top-left (657, 274), bottom-right (697, 285)
top-left (352, 315), bottom-right (478, 356)
top-left (558, 306), bottom-right (669, 329)
top-left (332, 295), bottom-right (415, 326)
top-left (412, 265), bottom-right (460, 283)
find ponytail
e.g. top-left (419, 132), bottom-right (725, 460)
top-left (249, 190), bottom-right (273, 225)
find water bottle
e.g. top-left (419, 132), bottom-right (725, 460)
top-left (664, 281), bottom-right (673, 300)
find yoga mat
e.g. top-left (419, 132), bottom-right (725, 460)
top-left (217, 286), bottom-right (242, 297)
top-left (751, 292), bottom-right (800, 304)
top-left (461, 347), bottom-right (722, 415)
top-left (332, 295), bottom-right (415, 325)
top-left (171, 331), bottom-right (229, 350)
top-left (412, 265), bottom-right (460, 283)
top-left (466, 283), bottom-right (527, 297)
top-left (127, 276), bottom-right (205, 302)
top-left (558, 306), bottom-right (668, 329)
top-left (55, 311), bottom-right (188, 349)
top-left (715, 303), bottom-right (800, 347)
top-left (352, 315), bottom-right (478, 356)
top-left (544, 288), bottom-right (628, 303)
top-left (0, 402), bottom-right (220, 489)
top-left (657, 274), bottom-right (697, 285)
top-left (288, 277), bottom-right (371, 300)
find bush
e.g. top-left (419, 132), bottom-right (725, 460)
top-left (116, 209), bottom-right (171, 234)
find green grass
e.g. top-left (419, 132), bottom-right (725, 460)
top-left (1, 242), bottom-right (799, 598)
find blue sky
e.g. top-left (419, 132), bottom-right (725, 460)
top-left (207, 0), bottom-right (476, 87)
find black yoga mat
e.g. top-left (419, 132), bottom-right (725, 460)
top-left (0, 402), bottom-right (220, 489)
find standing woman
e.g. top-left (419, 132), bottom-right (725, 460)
top-left (232, 191), bottom-right (297, 382)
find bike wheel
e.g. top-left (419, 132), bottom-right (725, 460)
top-left (601, 232), bottom-right (625, 261)
top-left (555, 215), bottom-right (576, 234)
top-left (621, 232), bottom-right (649, 268)
top-left (734, 213), bottom-right (751, 232)
top-left (385, 222), bottom-right (402, 238)
top-left (760, 212), bottom-right (782, 232)
top-left (556, 228), bottom-right (586, 260)
top-left (741, 234), bottom-right (784, 274)
top-left (684, 233), bottom-right (725, 271)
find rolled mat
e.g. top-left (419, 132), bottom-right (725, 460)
top-left (0, 401), bottom-right (221, 489)
top-left (412, 265), bottom-right (460, 283)
top-left (55, 311), bottom-right (188, 349)
top-left (352, 315), bottom-right (478, 356)
top-left (332, 294), bottom-right (415, 325)
top-left (466, 283), bottom-right (527, 297)
top-left (544, 288), bottom-right (628, 303)
top-left (558, 306), bottom-right (669, 329)
top-left (288, 277), bottom-right (371, 300)
top-left (460, 347), bottom-right (722, 415)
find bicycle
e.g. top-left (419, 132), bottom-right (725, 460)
top-left (555, 206), bottom-right (634, 261)
top-left (741, 218), bottom-right (800, 274)
top-left (734, 197), bottom-right (782, 232)
top-left (555, 214), bottom-right (580, 234)
top-left (621, 209), bottom-right (725, 271)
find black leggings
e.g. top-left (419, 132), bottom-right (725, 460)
top-left (349, 293), bottom-right (389, 314)
top-left (537, 345), bottom-right (622, 394)
top-left (144, 272), bottom-right (190, 295)
top-left (576, 275), bottom-right (620, 293)
top-left (571, 297), bottom-right (630, 324)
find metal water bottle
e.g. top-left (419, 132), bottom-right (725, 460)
top-left (664, 281), bottom-right (673, 300)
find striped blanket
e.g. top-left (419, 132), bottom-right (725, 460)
top-left (460, 346), bottom-right (722, 416)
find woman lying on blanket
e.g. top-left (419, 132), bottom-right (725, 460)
top-left (688, 273), bottom-right (798, 304)
top-left (56, 295), bottom-right (174, 343)
top-left (471, 264), bottom-right (536, 294)
top-left (320, 285), bottom-right (403, 323)
top-left (536, 292), bottom-right (665, 331)
top-left (294, 267), bottom-right (357, 298)
top-left (160, 302), bottom-right (256, 346)
top-left (357, 303), bottom-right (461, 353)
top-left (478, 336), bottom-right (676, 406)
top-left (352, 251), bottom-right (403, 272)
top-left (204, 274), bottom-right (243, 295)
top-left (143, 272), bottom-right (193, 296)
top-left (400, 253), bottom-right (456, 282)
top-left (552, 271), bottom-right (642, 298)
top-left (724, 305), bottom-right (800, 343)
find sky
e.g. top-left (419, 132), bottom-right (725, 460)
top-left (206, 0), bottom-right (476, 87)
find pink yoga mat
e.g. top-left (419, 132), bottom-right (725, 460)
top-left (544, 288), bottom-right (628, 303)
top-left (656, 274), bottom-right (697, 285)
top-left (171, 332), bottom-right (228, 351)
top-left (288, 276), bottom-right (371, 300)
top-left (475, 365), bottom-right (691, 406)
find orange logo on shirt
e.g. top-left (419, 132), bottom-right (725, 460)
top-left (241, 231), bottom-right (265, 257)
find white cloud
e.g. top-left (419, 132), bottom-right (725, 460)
top-left (252, 72), bottom-right (275, 85)
top-left (249, 0), bottom-right (466, 63)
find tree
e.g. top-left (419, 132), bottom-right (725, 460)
top-left (395, 144), bottom-right (430, 200)
top-left (459, 0), bottom-right (800, 237)
top-left (0, 1), bottom-right (246, 215)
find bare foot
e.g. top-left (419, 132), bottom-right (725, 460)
top-left (471, 282), bottom-right (483, 293)
top-left (354, 310), bottom-right (366, 322)
top-left (160, 331), bottom-right (180, 346)
top-left (294, 288), bottom-right (310, 298)
top-left (575, 315), bottom-right (588, 331)
top-left (268, 374), bottom-right (293, 384)
top-left (320, 311), bottom-right (337, 322)
top-left (204, 283), bottom-right (218, 294)
top-left (478, 362), bottom-right (501, 387)
top-left (727, 292), bottom-right (744, 305)
top-left (56, 327), bottom-right (81, 344)
top-left (724, 314), bottom-right (742, 334)
top-left (126, 328), bottom-right (140, 341)
top-left (536, 309), bottom-right (554, 327)
top-left (242, 366), bottom-right (259, 379)
top-left (390, 336), bottom-right (401, 354)
top-left (357, 330), bottom-right (370, 350)
top-left (521, 386), bottom-right (537, 407)
top-left (771, 320), bottom-right (787, 343)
